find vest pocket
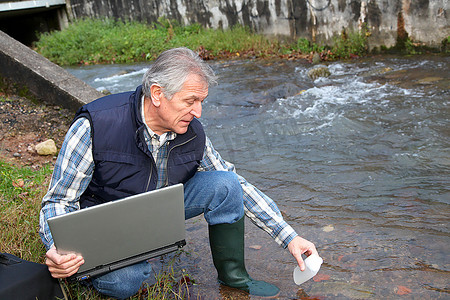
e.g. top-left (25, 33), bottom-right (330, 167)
top-left (171, 150), bottom-right (202, 165)
top-left (93, 152), bottom-right (149, 192)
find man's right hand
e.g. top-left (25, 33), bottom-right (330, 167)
top-left (45, 246), bottom-right (85, 278)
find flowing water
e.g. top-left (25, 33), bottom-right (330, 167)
top-left (66, 55), bottom-right (449, 299)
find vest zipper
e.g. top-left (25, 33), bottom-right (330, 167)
top-left (145, 162), bottom-right (153, 191)
top-left (164, 135), bottom-right (197, 187)
top-left (139, 128), bottom-right (154, 192)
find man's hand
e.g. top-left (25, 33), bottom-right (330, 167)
top-left (287, 236), bottom-right (318, 271)
top-left (45, 246), bottom-right (85, 278)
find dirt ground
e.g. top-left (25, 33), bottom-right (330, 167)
top-left (0, 93), bottom-right (74, 168)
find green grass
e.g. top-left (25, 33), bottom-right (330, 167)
top-left (34, 17), bottom-right (373, 66)
top-left (0, 160), bottom-right (51, 262)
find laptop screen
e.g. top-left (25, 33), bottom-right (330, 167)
top-left (48, 184), bottom-right (186, 280)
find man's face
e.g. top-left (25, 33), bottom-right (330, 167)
top-left (154, 73), bottom-right (208, 135)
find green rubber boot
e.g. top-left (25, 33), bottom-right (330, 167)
top-left (208, 217), bottom-right (280, 297)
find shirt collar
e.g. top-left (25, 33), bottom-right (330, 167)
top-left (140, 95), bottom-right (177, 144)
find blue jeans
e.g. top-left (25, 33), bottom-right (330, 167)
top-left (91, 171), bottom-right (244, 299)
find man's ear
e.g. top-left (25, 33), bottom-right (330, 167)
top-left (150, 84), bottom-right (163, 107)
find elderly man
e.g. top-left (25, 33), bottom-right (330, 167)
top-left (40, 47), bottom-right (318, 299)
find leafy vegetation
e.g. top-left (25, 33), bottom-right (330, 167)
top-left (329, 26), bottom-right (370, 59)
top-left (34, 17), bottom-right (373, 66)
top-left (443, 36), bottom-right (450, 53)
top-left (0, 160), bottom-right (51, 262)
top-left (35, 18), bottom-right (278, 65)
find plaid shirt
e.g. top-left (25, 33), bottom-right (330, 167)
top-left (39, 112), bottom-right (297, 250)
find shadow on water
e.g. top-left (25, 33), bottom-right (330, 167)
top-left (66, 54), bottom-right (450, 299)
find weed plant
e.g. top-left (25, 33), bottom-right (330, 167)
top-left (329, 27), bottom-right (369, 59)
top-left (35, 17), bottom-right (278, 65)
top-left (61, 254), bottom-right (196, 299)
top-left (295, 38), bottom-right (325, 54)
top-left (35, 17), bottom-right (372, 66)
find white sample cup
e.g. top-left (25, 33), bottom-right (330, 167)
top-left (293, 254), bottom-right (323, 285)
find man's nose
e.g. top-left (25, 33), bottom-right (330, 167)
top-left (190, 101), bottom-right (202, 118)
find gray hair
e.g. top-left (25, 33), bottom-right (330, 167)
top-left (142, 47), bottom-right (217, 99)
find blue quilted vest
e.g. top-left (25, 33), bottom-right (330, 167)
top-left (74, 85), bottom-right (206, 208)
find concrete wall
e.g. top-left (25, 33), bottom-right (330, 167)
top-left (0, 30), bottom-right (103, 111)
top-left (67, 0), bottom-right (449, 48)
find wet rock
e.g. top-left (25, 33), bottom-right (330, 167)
top-left (309, 281), bottom-right (374, 298)
top-left (35, 139), bottom-right (57, 156)
top-left (247, 83), bottom-right (303, 105)
top-left (313, 273), bottom-right (331, 282)
top-left (308, 66), bottom-right (331, 80)
top-left (108, 70), bottom-right (132, 77)
top-left (98, 87), bottom-right (112, 95)
top-left (361, 67), bottom-right (393, 77)
top-left (417, 77), bottom-right (443, 84)
top-left (322, 225), bottom-right (335, 232)
top-left (262, 83), bottom-right (303, 100)
top-left (312, 52), bottom-right (321, 64)
top-left (396, 285), bottom-right (412, 295)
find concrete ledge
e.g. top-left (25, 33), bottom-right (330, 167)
top-left (0, 0), bottom-right (66, 16)
top-left (0, 30), bottom-right (103, 112)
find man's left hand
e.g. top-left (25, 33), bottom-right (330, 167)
top-left (287, 236), bottom-right (318, 271)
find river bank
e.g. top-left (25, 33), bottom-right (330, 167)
top-left (0, 92), bottom-right (72, 168)
top-left (34, 17), bottom-right (448, 67)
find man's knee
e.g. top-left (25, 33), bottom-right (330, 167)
top-left (212, 171), bottom-right (242, 198)
top-left (206, 172), bottom-right (244, 223)
top-left (184, 171), bottom-right (244, 224)
top-left (92, 261), bottom-right (152, 299)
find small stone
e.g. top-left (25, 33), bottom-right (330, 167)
top-left (100, 88), bottom-right (112, 95)
top-left (308, 66), bottom-right (331, 80)
top-left (13, 152), bottom-right (21, 158)
top-left (312, 52), bottom-right (321, 64)
top-left (322, 225), bottom-right (335, 232)
top-left (35, 139), bottom-right (57, 156)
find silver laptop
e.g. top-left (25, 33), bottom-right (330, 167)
top-left (47, 183), bottom-right (186, 281)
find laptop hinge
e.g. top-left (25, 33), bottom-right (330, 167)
top-left (70, 240), bottom-right (186, 282)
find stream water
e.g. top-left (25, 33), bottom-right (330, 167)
top-left (66, 54), bottom-right (449, 299)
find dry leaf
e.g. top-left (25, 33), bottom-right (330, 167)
top-left (12, 179), bottom-right (25, 188)
top-left (396, 285), bottom-right (412, 295)
top-left (313, 274), bottom-right (330, 282)
top-left (249, 245), bottom-right (262, 250)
